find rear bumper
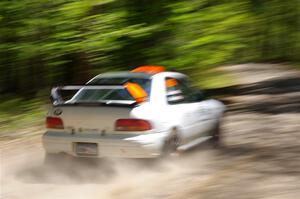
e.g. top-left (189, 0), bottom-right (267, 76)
top-left (42, 131), bottom-right (166, 158)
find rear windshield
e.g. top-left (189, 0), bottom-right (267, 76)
top-left (71, 78), bottom-right (151, 102)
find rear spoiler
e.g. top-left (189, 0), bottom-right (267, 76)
top-left (50, 84), bottom-right (147, 106)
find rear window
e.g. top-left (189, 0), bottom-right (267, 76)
top-left (71, 78), bottom-right (151, 102)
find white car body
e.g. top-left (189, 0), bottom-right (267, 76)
top-left (43, 69), bottom-right (225, 158)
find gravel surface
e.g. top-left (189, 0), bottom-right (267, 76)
top-left (1, 64), bottom-right (299, 199)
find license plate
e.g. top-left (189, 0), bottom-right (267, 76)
top-left (75, 142), bottom-right (98, 156)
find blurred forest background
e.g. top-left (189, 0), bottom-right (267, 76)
top-left (0, 0), bottom-right (300, 129)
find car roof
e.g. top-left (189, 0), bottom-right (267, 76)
top-left (92, 72), bottom-right (153, 80)
top-left (90, 65), bottom-right (188, 84)
top-left (93, 71), bottom-right (186, 79)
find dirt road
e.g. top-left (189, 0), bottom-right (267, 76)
top-left (1, 64), bottom-right (300, 199)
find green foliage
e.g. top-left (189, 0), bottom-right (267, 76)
top-left (0, 97), bottom-right (46, 131)
top-left (0, 0), bottom-right (299, 96)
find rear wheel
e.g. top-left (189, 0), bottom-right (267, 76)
top-left (210, 121), bottom-right (221, 147)
top-left (161, 129), bottom-right (180, 157)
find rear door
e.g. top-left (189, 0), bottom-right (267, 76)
top-left (165, 77), bottom-right (213, 143)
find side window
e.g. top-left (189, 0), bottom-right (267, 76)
top-left (166, 77), bottom-right (205, 104)
top-left (166, 78), bottom-right (184, 104)
top-left (166, 77), bottom-right (195, 104)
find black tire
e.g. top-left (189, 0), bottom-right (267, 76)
top-left (210, 121), bottom-right (221, 147)
top-left (161, 130), bottom-right (180, 157)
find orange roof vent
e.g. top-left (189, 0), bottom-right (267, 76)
top-left (131, 66), bottom-right (165, 74)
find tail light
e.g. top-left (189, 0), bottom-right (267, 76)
top-left (115, 119), bottom-right (152, 131)
top-left (46, 117), bottom-right (64, 129)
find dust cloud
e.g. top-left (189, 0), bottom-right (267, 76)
top-left (1, 138), bottom-right (220, 199)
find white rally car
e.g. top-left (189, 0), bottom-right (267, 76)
top-left (43, 66), bottom-right (225, 160)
